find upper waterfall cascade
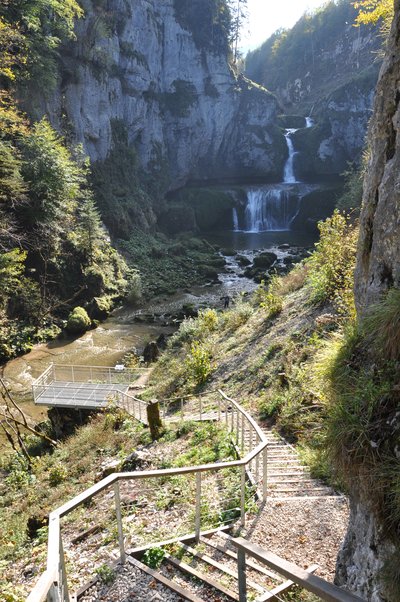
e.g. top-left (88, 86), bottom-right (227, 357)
top-left (233, 117), bottom-right (315, 233)
top-left (283, 128), bottom-right (299, 184)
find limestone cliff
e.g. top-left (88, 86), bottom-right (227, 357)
top-left (354, 7), bottom-right (400, 312)
top-left (245, 1), bottom-right (381, 176)
top-left (36, 0), bottom-right (284, 191)
top-left (335, 5), bottom-right (400, 600)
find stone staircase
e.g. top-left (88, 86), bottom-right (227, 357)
top-left (258, 429), bottom-right (338, 500)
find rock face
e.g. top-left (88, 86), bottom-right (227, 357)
top-left (245, 2), bottom-right (381, 176)
top-left (38, 0), bottom-right (284, 188)
top-left (354, 6), bottom-right (400, 313)
top-left (293, 69), bottom-right (379, 177)
top-left (336, 497), bottom-right (396, 601)
top-left (336, 5), bottom-right (400, 600)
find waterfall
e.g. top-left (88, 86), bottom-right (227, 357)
top-left (244, 188), bottom-right (300, 232)
top-left (232, 208), bottom-right (239, 231)
top-left (306, 116), bottom-right (314, 128)
top-left (283, 129), bottom-right (299, 184)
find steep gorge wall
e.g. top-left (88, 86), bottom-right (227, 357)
top-left (336, 4), bottom-right (400, 600)
top-left (245, 1), bottom-right (381, 176)
top-left (34, 0), bottom-right (284, 191)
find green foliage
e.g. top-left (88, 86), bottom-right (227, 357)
top-left (0, 0), bottom-right (82, 91)
top-left (173, 0), bottom-right (231, 55)
top-left (66, 306), bottom-right (91, 334)
top-left (48, 463), bottom-right (68, 486)
top-left (162, 79), bottom-right (198, 117)
top-left (95, 563), bottom-right (116, 585)
top-left (254, 279), bottom-right (283, 318)
top-left (142, 547), bottom-right (165, 569)
top-left (125, 271), bottom-right (142, 306)
top-left (185, 342), bottom-right (212, 385)
top-left (306, 210), bottom-right (358, 315)
top-left (197, 308), bottom-right (219, 332)
top-left (337, 162), bottom-right (365, 211)
top-left (222, 297), bottom-right (253, 331)
top-left (362, 288), bottom-right (400, 361)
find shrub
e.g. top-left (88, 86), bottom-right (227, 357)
top-left (254, 279), bottom-right (283, 318)
top-left (169, 317), bottom-right (199, 347)
top-left (185, 342), bottom-right (212, 385)
top-left (95, 563), bottom-right (116, 585)
top-left (197, 308), bottom-right (219, 332)
top-left (125, 271), bottom-right (142, 305)
top-left (48, 463), bottom-right (68, 486)
top-left (66, 306), bottom-right (91, 334)
top-left (305, 210), bottom-right (358, 316)
top-left (143, 547), bottom-right (165, 569)
top-left (222, 297), bottom-right (253, 331)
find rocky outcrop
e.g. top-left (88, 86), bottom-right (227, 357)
top-left (354, 5), bottom-right (400, 313)
top-left (37, 0), bottom-right (284, 189)
top-left (293, 66), bottom-right (379, 177)
top-left (336, 4), bottom-right (400, 600)
top-left (336, 498), bottom-right (396, 602)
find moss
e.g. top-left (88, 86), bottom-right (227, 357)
top-left (167, 187), bottom-right (237, 232)
top-left (161, 79), bottom-right (198, 117)
top-left (66, 306), bottom-right (91, 334)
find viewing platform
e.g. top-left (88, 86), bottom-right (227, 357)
top-left (32, 363), bottom-right (145, 410)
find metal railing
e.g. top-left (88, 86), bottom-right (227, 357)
top-left (32, 364), bottom-right (146, 403)
top-left (27, 391), bottom-right (268, 602)
top-left (233, 538), bottom-right (364, 602)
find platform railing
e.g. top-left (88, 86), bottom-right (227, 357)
top-left (233, 538), bottom-right (365, 602)
top-left (27, 391), bottom-right (268, 602)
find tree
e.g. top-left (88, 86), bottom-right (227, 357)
top-left (228, 0), bottom-right (248, 62)
top-left (354, 0), bottom-right (394, 39)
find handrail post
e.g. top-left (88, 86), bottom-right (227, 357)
top-left (231, 406), bottom-right (234, 433)
top-left (59, 534), bottom-right (70, 602)
top-left (237, 546), bottom-right (247, 602)
top-left (195, 472), bottom-right (201, 542)
top-left (114, 481), bottom-right (126, 563)
top-left (241, 413), bottom-right (245, 451)
top-left (263, 445), bottom-right (268, 502)
top-left (255, 444), bottom-right (260, 486)
top-left (236, 410), bottom-right (240, 445)
top-left (240, 465), bottom-right (246, 527)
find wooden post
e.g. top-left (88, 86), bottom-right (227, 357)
top-left (195, 472), bottom-right (201, 541)
top-left (146, 400), bottom-right (163, 441)
top-left (237, 546), bottom-right (247, 602)
top-left (114, 482), bottom-right (126, 563)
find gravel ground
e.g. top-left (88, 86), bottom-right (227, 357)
top-left (80, 562), bottom-right (183, 602)
top-left (244, 496), bottom-right (350, 581)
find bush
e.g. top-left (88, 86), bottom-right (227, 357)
top-left (143, 547), bottom-right (165, 569)
top-left (222, 298), bottom-right (253, 331)
top-left (197, 308), bottom-right (219, 332)
top-left (48, 463), bottom-right (68, 486)
top-left (66, 306), bottom-right (91, 334)
top-left (306, 210), bottom-right (358, 316)
top-left (125, 272), bottom-right (142, 306)
top-left (254, 279), bottom-right (283, 318)
top-left (185, 342), bottom-right (212, 385)
top-left (95, 563), bottom-right (116, 585)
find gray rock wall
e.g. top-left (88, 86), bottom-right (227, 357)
top-left (354, 5), bottom-right (400, 313)
top-left (38, 0), bottom-right (283, 189)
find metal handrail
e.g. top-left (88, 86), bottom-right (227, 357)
top-left (27, 391), bottom-right (268, 602)
top-left (232, 538), bottom-right (365, 602)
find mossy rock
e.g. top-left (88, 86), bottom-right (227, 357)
top-left (278, 114), bottom-right (306, 129)
top-left (66, 307), bottom-right (92, 334)
top-left (87, 296), bottom-right (112, 320)
top-left (170, 188), bottom-right (236, 232)
top-left (253, 252), bottom-right (277, 269)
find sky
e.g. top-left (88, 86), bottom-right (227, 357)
top-left (240, 0), bottom-right (329, 54)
